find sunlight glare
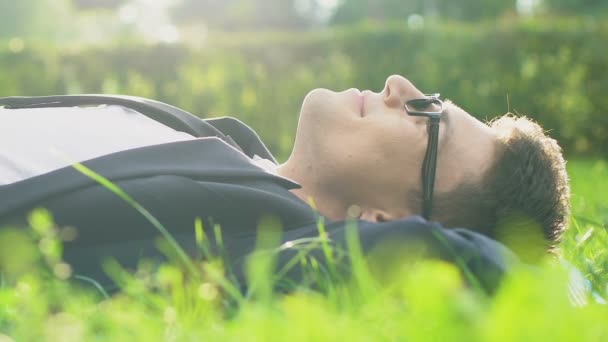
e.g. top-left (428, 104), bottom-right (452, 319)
top-left (517, 0), bottom-right (540, 15)
top-left (408, 14), bottom-right (424, 30)
top-left (157, 25), bottom-right (180, 44)
top-left (316, 0), bottom-right (341, 9)
top-left (118, 3), bottom-right (138, 23)
top-left (117, 0), bottom-right (181, 44)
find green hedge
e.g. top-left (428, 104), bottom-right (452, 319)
top-left (1, 18), bottom-right (607, 160)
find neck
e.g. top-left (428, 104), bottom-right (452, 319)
top-left (276, 159), bottom-right (348, 220)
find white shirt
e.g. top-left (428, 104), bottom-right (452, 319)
top-left (0, 105), bottom-right (197, 185)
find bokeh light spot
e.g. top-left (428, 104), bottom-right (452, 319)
top-left (408, 14), bottom-right (424, 30)
top-left (8, 38), bottom-right (25, 53)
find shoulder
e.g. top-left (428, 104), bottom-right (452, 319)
top-left (281, 216), bottom-right (517, 293)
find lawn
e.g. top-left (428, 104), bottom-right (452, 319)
top-left (0, 159), bottom-right (606, 341)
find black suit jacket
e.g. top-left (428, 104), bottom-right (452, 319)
top-left (0, 95), bottom-right (515, 294)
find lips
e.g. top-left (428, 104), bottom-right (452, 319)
top-left (349, 88), bottom-right (364, 117)
top-left (359, 90), bottom-right (372, 117)
top-left (345, 88), bottom-right (366, 117)
top-left (359, 92), bottom-right (365, 117)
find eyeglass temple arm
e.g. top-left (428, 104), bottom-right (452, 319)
top-left (422, 118), bottom-right (440, 219)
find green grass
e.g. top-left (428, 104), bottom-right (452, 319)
top-left (0, 159), bottom-right (607, 341)
top-left (561, 159), bottom-right (608, 297)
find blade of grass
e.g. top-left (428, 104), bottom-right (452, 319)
top-left (73, 274), bottom-right (110, 300)
top-left (431, 229), bottom-right (484, 294)
top-left (69, 162), bottom-right (198, 278)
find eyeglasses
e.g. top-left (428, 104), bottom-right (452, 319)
top-left (404, 93), bottom-right (444, 219)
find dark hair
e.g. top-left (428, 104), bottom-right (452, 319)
top-left (431, 114), bottom-right (570, 258)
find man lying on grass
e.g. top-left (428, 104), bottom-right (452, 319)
top-left (0, 75), bottom-right (570, 294)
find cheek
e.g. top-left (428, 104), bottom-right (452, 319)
top-left (327, 122), bottom-right (424, 183)
top-left (363, 123), bottom-right (428, 190)
top-left (362, 119), bottom-right (424, 161)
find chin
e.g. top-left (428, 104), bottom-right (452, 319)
top-left (293, 89), bottom-right (340, 159)
top-left (301, 88), bottom-right (334, 117)
top-left (300, 88), bottom-right (356, 124)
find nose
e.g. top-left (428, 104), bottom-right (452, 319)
top-left (383, 74), bottom-right (425, 108)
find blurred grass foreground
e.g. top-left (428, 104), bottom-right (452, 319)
top-left (0, 160), bottom-right (606, 340)
top-left (1, 0), bottom-right (608, 340)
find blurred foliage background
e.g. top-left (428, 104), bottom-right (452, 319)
top-left (0, 0), bottom-right (606, 160)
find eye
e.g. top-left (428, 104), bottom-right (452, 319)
top-left (408, 99), bottom-right (433, 111)
top-left (414, 103), bottom-right (431, 111)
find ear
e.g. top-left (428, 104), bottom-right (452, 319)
top-left (359, 208), bottom-right (396, 223)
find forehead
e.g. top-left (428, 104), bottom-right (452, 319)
top-left (435, 102), bottom-right (497, 191)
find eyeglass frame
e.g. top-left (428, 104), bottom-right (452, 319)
top-left (404, 93), bottom-right (444, 220)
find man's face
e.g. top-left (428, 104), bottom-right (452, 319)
top-left (287, 74), bottom-right (497, 220)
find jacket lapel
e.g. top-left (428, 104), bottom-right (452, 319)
top-left (0, 138), bottom-right (300, 219)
